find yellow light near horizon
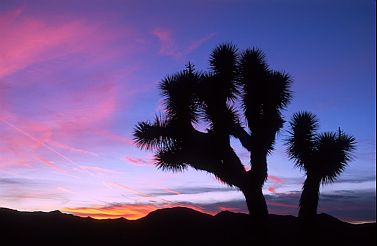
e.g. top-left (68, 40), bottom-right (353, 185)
top-left (62, 204), bottom-right (162, 220)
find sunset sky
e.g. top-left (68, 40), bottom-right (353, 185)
top-left (0, 0), bottom-right (375, 223)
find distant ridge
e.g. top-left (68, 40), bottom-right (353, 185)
top-left (0, 207), bottom-right (375, 245)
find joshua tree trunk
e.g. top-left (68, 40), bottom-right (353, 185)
top-left (299, 174), bottom-right (321, 219)
top-left (241, 185), bottom-right (268, 221)
top-left (241, 154), bottom-right (269, 222)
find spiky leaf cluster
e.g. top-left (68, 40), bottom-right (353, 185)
top-left (133, 43), bottom-right (292, 176)
top-left (286, 112), bottom-right (319, 168)
top-left (239, 49), bottom-right (292, 154)
top-left (286, 111), bottom-right (356, 184)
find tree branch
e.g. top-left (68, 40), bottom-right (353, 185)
top-left (231, 123), bottom-right (251, 151)
top-left (184, 128), bottom-right (247, 187)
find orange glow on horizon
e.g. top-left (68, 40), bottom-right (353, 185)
top-left (63, 204), bottom-right (163, 220)
top-left (62, 203), bottom-right (213, 220)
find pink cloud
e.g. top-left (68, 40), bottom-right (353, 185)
top-left (0, 118), bottom-right (84, 169)
top-left (0, 16), bottom-right (83, 78)
top-left (36, 156), bottom-right (65, 174)
top-left (1, 119), bottom-right (51, 152)
top-left (268, 175), bottom-right (283, 184)
top-left (0, 157), bottom-right (33, 169)
top-left (54, 81), bottom-right (118, 133)
top-left (185, 32), bottom-right (217, 54)
top-left (0, 71), bottom-right (123, 170)
top-left (266, 175), bottom-right (284, 194)
top-left (79, 165), bottom-right (122, 175)
top-left (152, 27), bottom-right (216, 59)
top-left (0, 6), bottom-right (142, 79)
top-left (0, 84), bottom-right (118, 170)
top-left (267, 201), bottom-right (297, 209)
top-left (49, 141), bottom-right (98, 157)
top-left (158, 186), bottom-right (181, 195)
top-left (97, 130), bottom-right (134, 146)
top-left (124, 156), bottom-right (153, 166)
top-left (217, 206), bottom-right (241, 212)
top-left (0, 5), bottom-right (140, 166)
top-left (152, 28), bottom-right (178, 58)
top-left (106, 182), bottom-right (156, 200)
top-left (268, 187), bottom-right (277, 193)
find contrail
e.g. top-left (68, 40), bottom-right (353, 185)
top-left (1, 119), bottom-right (80, 167)
top-left (107, 182), bottom-right (173, 204)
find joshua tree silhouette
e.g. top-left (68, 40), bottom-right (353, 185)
top-left (286, 111), bottom-right (356, 220)
top-left (133, 44), bottom-right (292, 222)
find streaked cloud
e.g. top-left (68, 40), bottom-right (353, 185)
top-left (152, 27), bottom-right (216, 59)
top-left (123, 156), bottom-right (153, 166)
top-left (78, 165), bottom-right (123, 175)
top-left (148, 186), bottom-right (235, 196)
top-left (0, 4), bottom-right (144, 172)
top-left (36, 156), bottom-right (65, 174)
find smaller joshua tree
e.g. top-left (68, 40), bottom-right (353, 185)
top-left (286, 112), bottom-right (356, 220)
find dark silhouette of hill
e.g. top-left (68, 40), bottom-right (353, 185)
top-left (0, 207), bottom-right (375, 246)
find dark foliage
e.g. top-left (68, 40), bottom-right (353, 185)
top-left (286, 111), bottom-right (356, 218)
top-left (133, 44), bottom-right (292, 219)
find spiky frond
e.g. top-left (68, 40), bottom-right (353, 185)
top-left (155, 144), bottom-right (187, 172)
top-left (286, 112), bottom-right (319, 169)
top-left (239, 48), bottom-right (269, 126)
top-left (208, 43), bottom-right (239, 101)
top-left (239, 48), bottom-right (268, 81)
top-left (287, 111), bottom-right (356, 183)
top-left (239, 48), bottom-right (292, 154)
top-left (160, 69), bottom-right (200, 123)
top-left (133, 114), bottom-right (176, 151)
top-left (210, 43), bottom-right (238, 80)
top-left (266, 71), bottom-right (292, 110)
top-left (314, 131), bottom-right (356, 184)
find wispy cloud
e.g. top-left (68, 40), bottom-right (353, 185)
top-left (61, 188), bottom-right (376, 223)
top-left (79, 165), bottom-right (123, 175)
top-left (152, 27), bottom-right (216, 59)
top-left (49, 141), bottom-right (98, 157)
top-left (0, 177), bottom-right (41, 185)
top-left (0, 119), bottom-right (81, 169)
top-left (265, 189), bottom-right (376, 223)
top-left (97, 130), bottom-right (134, 146)
top-left (105, 182), bottom-right (157, 200)
top-left (185, 32), bottom-right (217, 54)
top-left (266, 175), bottom-right (284, 194)
top-left (123, 156), bottom-right (153, 166)
top-left (0, 176), bottom-right (69, 210)
top-left (268, 175), bottom-right (283, 184)
top-left (148, 186), bottom-right (235, 196)
top-left (36, 156), bottom-right (65, 174)
top-left (0, 5), bottom-right (145, 171)
top-left (0, 5), bottom-right (143, 79)
top-left (158, 186), bottom-right (181, 195)
top-left (152, 28), bottom-right (177, 58)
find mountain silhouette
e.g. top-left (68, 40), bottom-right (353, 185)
top-left (0, 207), bottom-right (375, 246)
